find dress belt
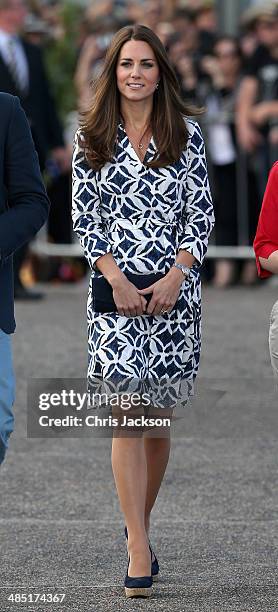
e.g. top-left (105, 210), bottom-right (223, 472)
top-left (103, 216), bottom-right (183, 232)
top-left (102, 216), bottom-right (199, 271)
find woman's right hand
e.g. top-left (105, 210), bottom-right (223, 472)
top-left (110, 275), bottom-right (148, 316)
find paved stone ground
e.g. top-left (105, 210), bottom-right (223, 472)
top-left (0, 281), bottom-right (278, 611)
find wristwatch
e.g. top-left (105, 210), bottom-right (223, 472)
top-left (173, 262), bottom-right (191, 279)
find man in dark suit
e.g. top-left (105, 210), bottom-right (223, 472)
top-left (0, 0), bottom-right (70, 299)
top-left (0, 92), bottom-right (49, 465)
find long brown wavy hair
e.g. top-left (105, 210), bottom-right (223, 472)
top-left (78, 24), bottom-right (203, 170)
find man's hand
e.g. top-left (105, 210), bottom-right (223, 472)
top-left (249, 101), bottom-right (278, 127)
top-left (235, 76), bottom-right (261, 153)
top-left (200, 55), bottom-right (224, 88)
top-left (236, 122), bottom-right (262, 153)
top-left (269, 126), bottom-right (278, 146)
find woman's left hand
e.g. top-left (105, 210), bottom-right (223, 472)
top-left (136, 268), bottom-right (186, 315)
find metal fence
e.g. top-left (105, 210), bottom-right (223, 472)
top-left (30, 136), bottom-right (276, 263)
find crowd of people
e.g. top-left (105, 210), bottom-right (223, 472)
top-left (0, 0), bottom-right (277, 291)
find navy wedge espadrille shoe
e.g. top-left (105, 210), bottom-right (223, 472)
top-left (124, 553), bottom-right (153, 598)
top-left (124, 525), bottom-right (159, 580)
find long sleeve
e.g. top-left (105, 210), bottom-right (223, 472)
top-left (253, 162), bottom-right (278, 279)
top-left (71, 130), bottom-right (112, 271)
top-left (179, 121), bottom-right (215, 266)
top-left (0, 95), bottom-right (50, 265)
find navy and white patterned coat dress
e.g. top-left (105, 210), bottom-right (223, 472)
top-left (72, 117), bottom-right (215, 406)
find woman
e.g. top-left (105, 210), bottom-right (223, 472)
top-left (72, 24), bottom-right (214, 598)
top-left (253, 161), bottom-right (278, 378)
top-left (200, 35), bottom-right (260, 287)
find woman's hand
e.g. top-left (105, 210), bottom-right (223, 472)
top-left (137, 267), bottom-right (186, 315)
top-left (111, 275), bottom-right (148, 317)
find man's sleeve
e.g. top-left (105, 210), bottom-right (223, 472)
top-left (36, 46), bottom-right (64, 150)
top-left (0, 96), bottom-right (50, 265)
top-left (253, 162), bottom-right (278, 278)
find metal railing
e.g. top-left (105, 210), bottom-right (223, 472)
top-left (30, 240), bottom-right (255, 260)
top-left (30, 130), bottom-right (276, 262)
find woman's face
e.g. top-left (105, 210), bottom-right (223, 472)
top-left (116, 40), bottom-right (160, 103)
top-left (214, 40), bottom-right (241, 76)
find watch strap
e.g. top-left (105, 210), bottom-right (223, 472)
top-left (173, 263), bottom-right (191, 278)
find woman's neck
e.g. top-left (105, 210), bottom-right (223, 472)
top-left (221, 72), bottom-right (239, 89)
top-left (120, 99), bottom-right (153, 130)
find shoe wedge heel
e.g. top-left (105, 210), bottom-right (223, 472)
top-left (124, 525), bottom-right (159, 580)
top-left (125, 584), bottom-right (152, 598)
top-left (124, 554), bottom-right (153, 598)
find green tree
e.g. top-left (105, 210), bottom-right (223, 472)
top-left (44, 1), bottom-right (81, 123)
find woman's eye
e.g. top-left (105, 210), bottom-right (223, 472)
top-left (120, 62), bottom-right (154, 68)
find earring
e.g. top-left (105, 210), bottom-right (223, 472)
top-left (156, 82), bottom-right (159, 89)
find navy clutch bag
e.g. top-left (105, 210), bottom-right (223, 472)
top-left (92, 271), bottom-right (165, 313)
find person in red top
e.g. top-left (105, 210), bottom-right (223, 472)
top-left (254, 161), bottom-right (278, 277)
top-left (253, 161), bottom-right (278, 377)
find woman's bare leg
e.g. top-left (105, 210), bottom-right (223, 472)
top-left (111, 428), bottom-right (151, 577)
top-left (143, 435), bottom-right (171, 536)
top-left (111, 400), bottom-right (172, 574)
